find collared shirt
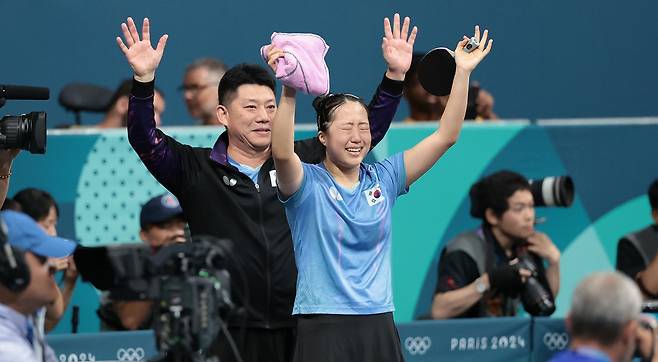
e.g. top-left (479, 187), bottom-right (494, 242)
top-left (0, 303), bottom-right (56, 362)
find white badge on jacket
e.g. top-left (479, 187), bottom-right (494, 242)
top-left (269, 170), bottom-right (278, 187)
top-left (364, 184), bottom-right (385, 206)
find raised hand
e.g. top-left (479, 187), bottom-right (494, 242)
top-left (454, 25), bottom-right (493, 73)
top-left (382, 13), bottom-right (418, 81)
top-left (265, 45), bottom-right (285, 74)
top-left (116, 17), bottom-right (168, 82)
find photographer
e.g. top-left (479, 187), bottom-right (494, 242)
top-left (97, 193), bottom-right (185, 330)
top-left (549, 272), bottom-right (658, 362)
top-left (0, 210), bottom-right (76, 362)
top-left (617, 179), bottom-right (658, 299)
top-left (431, 170), bottom-right (560, 319)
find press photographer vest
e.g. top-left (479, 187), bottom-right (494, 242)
top-left (622, 225), bottom-right (658, 267)
top-left (444, 228), bottom-right (518, 317)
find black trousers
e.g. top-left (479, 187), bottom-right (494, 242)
top-left (293, 313), bottom-right (405, 362)
top-left (207, 326), bottom-right (296, 362)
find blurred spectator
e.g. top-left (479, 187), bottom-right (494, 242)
top-left (549, 271), bottom-right (657, 362)
top-left (432, 170), bottom-right (560, 319)
top-left (97, 79), bottom-right (166, 128)
top-left (180, 57), bottom-right (227, 125)
top-left (12, 188), bottom-right (59, 236)
top-left (402, 53), bottom-right (448, 123)
top-left (617, 179), bottom-right (658, 299)
top-left (0, 210), bottom-right (76, 362)
top-left (97, 193), bottom-right (185, 330)
top-left (403, 52), bottom-right (498, 122)
top-left (7, 188), bottom-right (77, 332)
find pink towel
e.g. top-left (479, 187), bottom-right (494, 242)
top-left (260, 32), bottom-right (330, 96)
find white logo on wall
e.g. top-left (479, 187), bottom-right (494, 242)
top-left (404, 336), bottom-right (432, 355)
top-left (117, 347), bottom-right (146, 361)
top-left (449, 335), bottom-right (526, 351)
top-left (58, 353), bottom-right (96, 362)
top-left (543, 332), bottom-right (569, 351)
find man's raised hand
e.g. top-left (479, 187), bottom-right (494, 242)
top-left (382, 13), bottom-right (418, 81)
top-left (116, 17), bottom-right (168, 82)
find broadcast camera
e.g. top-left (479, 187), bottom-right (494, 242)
top-left (0, 84), bottom-right (49, 154)
top-left (75, 235), bottom-right (235, 362)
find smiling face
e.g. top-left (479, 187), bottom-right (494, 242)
top-left (318, 100), bottom-right (371, 171)
top-left (216, 84), bottom-right (277, 153)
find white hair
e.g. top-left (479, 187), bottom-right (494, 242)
top-left (569, 271), bottom-right (642, 345)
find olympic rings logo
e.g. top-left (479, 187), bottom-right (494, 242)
top-left (404, 336), bottom-right (432, 355)
top-left (116, 347), bottom-right (146, 361)
top-left (58, 353), bottom-right (95, 362)
top-left (543, 332), bottom-right (569, 351)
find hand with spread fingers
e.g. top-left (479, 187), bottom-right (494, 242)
top-left (382, 13), bottom-right (418, 81)
top-left (115, 17), bottom-right (169, 83)
top-left (454, 25), bottom-right (493, 73)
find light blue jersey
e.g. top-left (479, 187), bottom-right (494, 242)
top-left (281, 153), bottom-right (407, 315)
top-left (228, 155), bottom-right (261, 184)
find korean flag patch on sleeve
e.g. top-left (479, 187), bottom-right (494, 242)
top-left (364, 184), bottom-right (385, 206)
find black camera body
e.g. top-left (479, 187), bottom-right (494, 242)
top-left (513, 251), bottom-right (556, 316)
top-left (0, 84), bottom-right (50, 154)
top-left (148, 238), bottom-right (233, 355)
top-left (0, 112), bottom-right (47, 154)
top-left (75, 236), bottom-right (234, 360)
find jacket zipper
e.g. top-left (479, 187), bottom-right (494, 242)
top-left (255, 179), bottom-right (272, 328)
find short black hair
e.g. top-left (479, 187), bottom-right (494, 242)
top-left (218, 64), bottom-right (275, 106)
top-left (12, 188), bottom-right (59, 222)
top-left (1, 198), bottom-right (22, 212)
top-left (469, 170), bottom-right (530, 220)
top-left (649, 179), bottom-right (658, 211)
top-left (312, 94), bottom-right (369, 133)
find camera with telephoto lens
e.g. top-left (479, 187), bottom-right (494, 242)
top-left (0, 84), bottom-right (50, 154)
top-left (513, 251), bottom-right (556, 316)
top-left (529, 176), bottom-right (574, 207)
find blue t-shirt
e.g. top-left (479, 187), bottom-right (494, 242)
top-left (228, 156), bottom-right (261, 184)
top-left (549, 348), bottom-right (611, 362)
top-left (281, 153), bottom-right (407, 315)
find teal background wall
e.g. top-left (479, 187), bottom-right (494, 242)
top-left (2, 0), bottom-right (657, 127)
top-left (9, 119), bottom-right (658, 333)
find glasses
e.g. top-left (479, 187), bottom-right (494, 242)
top-left (177, 83), bottom-right (216, 94)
